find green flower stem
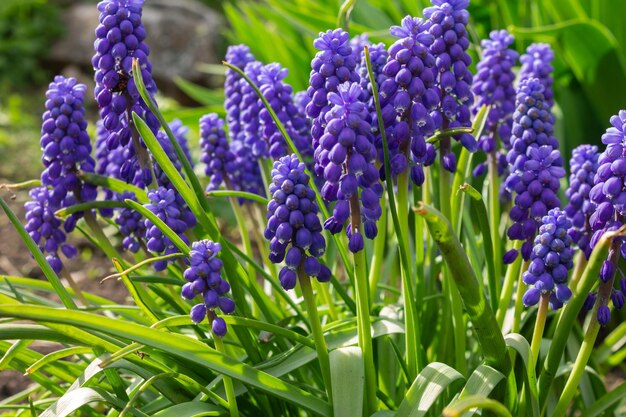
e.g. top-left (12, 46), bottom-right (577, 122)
top-left (229, 196), bottom-right (259, 313)
top-left (368, 195), bottom-right (387, 305)
top-left (551, 278), bottom-right (613, 417)
top-left (488, 151), bottom-right (503, 296)
top-left (212, 331), bottom-right (240, 417)
top-left (364, 46), bottom-right (422, 378)
top-left (415, 203), bottom-right (510, 375)
top-left (298, 269), bottom-right (333, 404)
top-left (367, 191), bottom-right (387, 298)
top-left (570, 250), bottom-right (588, 293)
top-left (496, 239), bottom-right (523, 327)
top-left (536, 227), bottom-right (625, 409)
top-left (353, 247), bottom-right (378, 415)
top-left (438, 136), bottom-right (466, 374)
top-left (529, 293), bottom-right (549, 368)
top-left (512, 258), bottom-right (530, 333)
top-left (397, 171), bottom-right (412, 265)
top-left (315, 279), bottom-right (339, 322)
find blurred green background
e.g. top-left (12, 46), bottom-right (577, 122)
top-left (1, 0), bottom-right (625, 183)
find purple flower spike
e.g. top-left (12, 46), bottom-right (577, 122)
top-left (93, 0), bottom-right (160, 185)
top-left (265, 154), bottom-right (329, 287)
top-left (317, 82), bottom-right (382, 251)
top-left (379, 16), bottom-right (438, 183)
top-left (182, 240), bottom-right (234, 336)
top-left (307, 29), bottom-right (360, 176)
top-left (144, 187), bottom-right (193, 271)
top-left (424, 0), bottom-right (476, 169)
top-left (257, 63), bottom-right (313, 160)
top-left (519, 43), bottom-right (554, 109)
top-left (521, 208), bottom-right (573, 310)
top-left (224, 45), bottom-right (256, 143)
top-left (565, 145), bottom-right (599, 259)
top-left (472, 30), bottom-right (518, 154)
top-left (200, 113), bottom-right (236, 192)
top-left (505, 78), bottom-right (564, 258)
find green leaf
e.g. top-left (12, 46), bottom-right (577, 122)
top-left (152, 402), bottom-right (224, 417)
top-left (456, 365), bottom-right (505, 415)
top-left (206, 190), bottom-right (269, 205)
top-left (580, 380), bottom-right (626, 417)
top-left (0, 197), bottom-right (76, 310)
top-left (505, 333), bottom-right (539, 417)
top-left (443, 395), bottom-right (512, 417)
top-left (396, 362), bottom-right (465, 417)
top-left (0, 305), bottom-right (332, 417)
top-left (174, 77), bottom-right (225, 106)
top-left (40, 387), bottom-right (135, 417)
top-left (330, 347), bottom-right (364, 417)
top-left (78, 172), bottom-right (148, 203)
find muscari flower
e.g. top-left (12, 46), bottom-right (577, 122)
top-left (318, 82), bottom-right (383, 252)
top-left (519, 43), bottom-right (554, 109)
top-left (257, 63), bottom-right (313, 159)
top-left (505, 78), bottom-right (564, 260)
top-left (200, 113), bottom-right (236, 192)
top-left (379, 16), bottom-right (438, 184)
top-left (224, 44), bottom-right (256, 144)
top-left (92, 0), bottom-right (159, 186)
top-left (181, 240), bottom-right (234, 336)
top-left (265, 154), bottom-right (331, 289)
top-left (522, 208), bottom-right (573, 310)
top-left (424, 0), bottom-right (476, 172)
top-left (565, 145), bottom-right (599, 259)
top-left (471, 30), bottom-right (518, 190)
top-left (306, 29), bottom-right (360, 177)
top-left (586, 110), bottom-right (626, 325)
top-left (143, 187), bottom-right (194, 271)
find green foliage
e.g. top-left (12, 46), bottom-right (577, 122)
top-left (0, 0), bottom-right (62, 91)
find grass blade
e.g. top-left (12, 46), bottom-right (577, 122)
top-left (330, 346), bottom-right (364, 417)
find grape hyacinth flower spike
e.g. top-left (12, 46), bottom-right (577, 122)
top-left (519, 43), bottom-right (554, 109)
top-left (424, 0), bottom-right (476, 172)
top-left (379, 15), bottom-right (438, 184)
top-left (264, 154), bottom-right (331, 290)
top-left (317, 82), bottom-right (383, 252)
top-left (505, 78), bottom-right (564, 261)
top-left (522, 208), bottom-right (574, 310)
top-left (200, 113), bottom-right (237, 192)
top-left (92, 0), bottom-right (159, 185)
top-left (586, 110), bottom-right (626, 325)
top-left (143, 187), bottom-right (193, 271)
top-left (565, 145), bottom-right (599, 259)
top-left (224, 44), bottom-right (255, 144)
top-left (306, 28), bottom-right (359, 176)
top-left (181, 240), bottom-right (234, 336)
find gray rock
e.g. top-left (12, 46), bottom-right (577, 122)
top-left (49, 0), bottom-right (223, 93)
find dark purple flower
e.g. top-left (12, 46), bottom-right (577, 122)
top-left (522, 208), bottom-right (573, 310)
top-left (565, 145), bottom-right (599, 259)
top-left (265, 154), bottom-right (330, 288)
top-left (379, 16), bottom-right (438, 183)
top-left (93, 0), bottom-right (160, 185)
top-left (224, 44), bottom-right (256, 144)
top-left (306, 29), bottom-right (360, 176)
top-left (144, 187), bottom-right (193, 271)
top-left (200, 113), bottom-right (236, 192)
top-left (115, 191), bottom-right (146, 253)
top-left (24, 187), bottom-right (75, 273)
top-left (505, 78), bottom-right (564, 260)
top-left (519, 43), bottom-right (554, 109)
top-left (424, 0), bottom-right (476, 171)
top-left (181, 240), bottom-right (234, 336)
top-left (318, 82), bottom-right (382, 251)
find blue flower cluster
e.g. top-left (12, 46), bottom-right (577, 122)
top-left (565, 145), bottom-right (599, 259)
top-left (265, 154), bottom-right (331, 289)
top-left (424, 0), bottom-right (476, 171)
top-left (505, 78), bottom-right (564, 260)
top-left (586, 110), bottom-right (626, 325)
top-left (224, 44), bottom-right (255, 144)
top-left (92, 0), bottom-right (159, 185)
top-left (471, 30), bottom-right (517, 186)
top-left (143, 187), bottom-right (194, 271)
top-left (379, 16), bottom-right (438, 184)
top-left (115, 191), bottom-right (146, 253)
top-left (257, 63), bottom-right (313, 159)
top-left (181, 240), bottom-right (234, 336)
top-left (318, 83), bottom-right (383, 252)
top-left (200, 113), bottom-right (236, 192)
top-left (519, 43), bottom-right (554, 109)
top-left (25, 76), bottom-right (96, 272)
top-left (306, 29), bottom-right (360, 177)
top-left (522, 208), bottom-right (573, 310)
